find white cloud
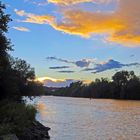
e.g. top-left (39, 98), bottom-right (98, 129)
top-left (35, 76), bottom-right (77, 87)
top-left (12, 26), bottom-right (30, 32)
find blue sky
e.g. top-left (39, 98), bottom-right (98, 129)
top-left (3, 0), bottom-right (140, 86)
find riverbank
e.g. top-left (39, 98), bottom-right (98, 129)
top-left (0, 101), bottom-right (50, 140)
top-left (17, 121), bottom-right (50, 140)
top-left (0, 121), bottom-right (50, 140)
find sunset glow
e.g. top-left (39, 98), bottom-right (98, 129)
top-left (4, 0), bottom-right (140, 86)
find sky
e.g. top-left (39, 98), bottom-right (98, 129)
top-left (3, 0), bottom-right (140, 87)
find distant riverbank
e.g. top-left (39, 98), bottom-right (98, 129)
top-left (45, 94), bottom-right (140, 100)
top-left (46, 71), bottom-right (140, 100)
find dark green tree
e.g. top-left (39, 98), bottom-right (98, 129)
top-left (51, 71), bottom-right (140, 100)
top-left (0, 2), bottom-right (12, 99)
top-left (10, 57), bottom-right (35, 96)
top-left (0, 2), bottom-right (38, 100)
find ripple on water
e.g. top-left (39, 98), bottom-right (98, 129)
top-left (27, 96), bottom-right (140, 140)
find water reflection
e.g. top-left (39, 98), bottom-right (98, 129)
top-left (31, 96), bottom-right (140, 140)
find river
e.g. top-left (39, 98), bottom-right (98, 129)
top-left (30, 96), bottom-right (140, 140)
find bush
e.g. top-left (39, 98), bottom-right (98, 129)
top-left (0, 100), bottom-right (37, 135)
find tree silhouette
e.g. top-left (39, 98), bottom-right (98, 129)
top-left (51, 70), bottom-right (140, 100)
top-left (0, 2), bottom-right (44, 100)
top-left (0, 2), bottom-right (12, 99)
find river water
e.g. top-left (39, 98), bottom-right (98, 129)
top-left (31, 96), bottom-right (140, 140)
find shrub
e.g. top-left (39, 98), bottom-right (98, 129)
top-left (0, 100), bottom-right (37, 135)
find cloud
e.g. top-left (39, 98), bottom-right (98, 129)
top-left (48, 57), bottom-right (140, 73)
top-left (14, 9), bottom-right (25, 16)
top-left (75, 59), bottom-right (96, 67)
top-left (24, 0), bottom-right (48, 6)
top-left (12, 26), bottom-right (30, 32)
top-left (26, 0), bottom-right (114, 6)
top-left (57, 70), bottom-right (75, 73)
top-left (83, 59), bottom-right (140, 73)
top-left (14, 9), bottom-right (55, 24)
top-left (36, 76), bottom-right (63, 82)
top-left (54, 0), bottom-right (140, 46)
top-left (36, 76), bottom-right (77, 87)
top-left (48, 0), bottom-right (95, 5)
top-left (48, 0), bottom-right (114, 5)
top-left (15, 0), bottom-right (140, 46)
top-left (46, 56), bottom-right (72, 63)
top-left (49, 66), bottom-right (70, 69)
top-left (46, 56), bottom-right (96, 68)
top-left (130, 54), bottom-right (135, 58)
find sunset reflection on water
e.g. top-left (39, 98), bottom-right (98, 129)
top-left (30, 96), bottom-right (140, 140)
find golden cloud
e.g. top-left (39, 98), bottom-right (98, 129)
top-left (48, 0), bottom-right (113, 5)
top-left (53, 0), bottom-right (140, 46)
top-left (15, 0), bottom-right (140, 46)
top-left (48, 0), bottom-right (94, 5)
top-left (15, 9), bottom-right (55, 24)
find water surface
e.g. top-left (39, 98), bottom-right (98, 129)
top-left (32, 96), bottom-right (140, 140)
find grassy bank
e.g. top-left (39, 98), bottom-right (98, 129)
top-left (0, 100), bottom-right (36, 136)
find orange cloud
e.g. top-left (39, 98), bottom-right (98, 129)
top-left (48, 0), bottom-right (95, 5)
top-left (15, 0), bottom-right (140, 46)
top-left (15, 9), bottom-right (55, 24)
top-left (12, 26), bottom-right (30, 32)
top-left (53, 0), bottom-right (140, 46)
top-left (53, 10), bottom-right (123, 37)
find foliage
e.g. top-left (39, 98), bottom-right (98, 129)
top-left (51, 70), bottom-right (140, 100)
top-left (0, 56), bottom-right (36, 100)
top-left (0, 2), bottom-right (45, 100)
top-left (0, 100), bottom-right (36, 135)
top-left (23, 81), bottom-right (46, 96)
top-left (0, 1), bottom-right (47, 137)
top-left (0, 1), bottom-right (13, 100)
top-left (9, 57), bottom-right (36, 97)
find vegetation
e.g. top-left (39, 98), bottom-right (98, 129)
top-left (0, 1), bottom-right (45, 137)
top-left (0, 0), bottom-right (140, 138)
top-left (0, 2), bottom-right (45, 100)
top-left (50, 70), bottom-right (140, 100)
top-left (0, 100), bottom-right (36, 135)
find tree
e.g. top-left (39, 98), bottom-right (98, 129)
top-left (51, 70), bottom-right (140, 100)
top-left (111, 71), bottom-right (139, 99)
top-left (0, 2), bottom-right (12, 68)
top-left (10, 57), bottom-right (35, 81)
top-left (0, 2), bottom-right (12, 99)
top-left (112, 71), bottom-right (130, 86)
top-left (10, 57), bottom-right (35, 96)
top-left (0, 2), bottom-right (37, 100)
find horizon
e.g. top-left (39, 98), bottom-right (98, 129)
top-left (3, 0), bottom-right (140, 87)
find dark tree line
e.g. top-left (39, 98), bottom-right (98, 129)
top-left (0, 2), bottom-right (44, 101)
top-left (51, 71), bottom-right (140, 100)
top-left (0, 2), bottom-right (48, 137)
